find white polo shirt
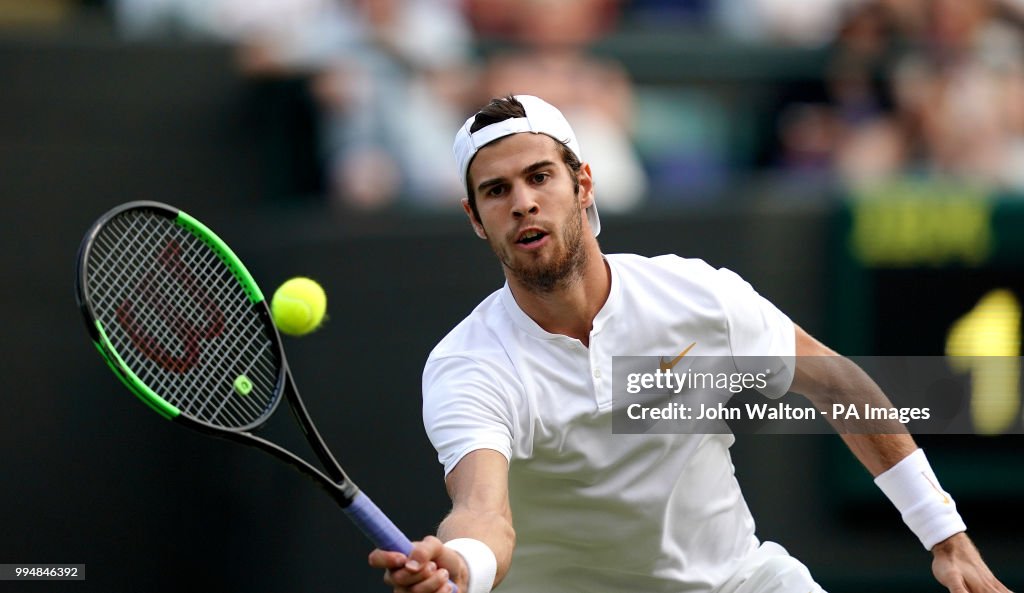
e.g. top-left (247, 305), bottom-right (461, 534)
top-left (422, 254), bottom-right (796, 593)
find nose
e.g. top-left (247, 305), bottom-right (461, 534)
top-left (510, 185), bottom-right (539, 218)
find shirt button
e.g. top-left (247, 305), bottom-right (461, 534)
top-left (593, 368), bottom-right (602, 379)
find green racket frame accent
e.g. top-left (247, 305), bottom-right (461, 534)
top-left (76, 201), bottom-right (279, 429)
top-left (94, 320), bottom-right (181, 420)
top-left (74, 203), bottom-right (445, 586)
top-left (175, 210), bottom-right (265, 304)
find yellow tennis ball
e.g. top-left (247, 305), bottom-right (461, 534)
top-left (271, 277), bottom-right (327, 336)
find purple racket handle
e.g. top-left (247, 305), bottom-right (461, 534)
top-left (344, 492), bottom-right (458, 593)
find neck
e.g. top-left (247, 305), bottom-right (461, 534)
top-left (506, 239), bottom-right (610, 346)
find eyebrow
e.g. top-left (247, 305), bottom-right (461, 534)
top-left (476, 160), bottom-right (558, 194)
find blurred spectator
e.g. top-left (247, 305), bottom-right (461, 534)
top-left (111, 0), bottom-right (357, 201)
top-left (463, 0), bottom-right (622, 42)
top-left (715, 0), bottom-right (865, 47)
top-left (773, 0), bottom-right (1024, 193)
top-left (621, 0), bottom-right (714, 29)
top-left (108, 0), bottom-right (1024, 206)
top-left (469, 0), bottom-right (648, 212)
top-left (312, 0), bottom-right (475, 210)
top-left (776, 103), bottom-right (844, 182)
top-left (886, 0), bottom-right (1024, 191)
top-left (112, 0), bottom-right (477, 209)
top-left (114, 0), bottom-right (356, 70)
top-left (777, 1), bottom-right (900, 186)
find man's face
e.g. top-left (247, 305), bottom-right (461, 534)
top-left (464, 133), bottom-right (594, 292)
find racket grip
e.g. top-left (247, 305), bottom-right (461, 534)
top-left (345, 492), bottom-right (459, 593)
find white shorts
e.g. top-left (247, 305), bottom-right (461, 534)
top-left (715, 541), bottom-right (826, 593)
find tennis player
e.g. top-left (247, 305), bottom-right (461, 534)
top-left (368, 95), bottom-right (1011, 593)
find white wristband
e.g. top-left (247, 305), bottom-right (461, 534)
top-left (444, 538), bottom-right (497, 593)
top-left (874, 448), bottom-right (967, 550)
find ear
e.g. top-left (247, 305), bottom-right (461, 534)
top-left (461, 197), bottom-right (488, 240)
top-left (577, 162), bottom-right (595, 210)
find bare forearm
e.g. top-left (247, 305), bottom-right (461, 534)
top-left (791, 328), bottom-right (1009, 591)
top-left (792, 330), bottom-right (918, 475)
top-left (439, 450), bottom-right (516, 589)
top-left (437, 506), bottom-right (515, 588)
top-left (838, 432), bottom-right (917, 476)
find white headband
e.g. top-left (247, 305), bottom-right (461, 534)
top-left (453, 95), bottom-right (600, 236)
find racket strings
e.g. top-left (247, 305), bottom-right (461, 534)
top-left (87, 210), bottom-right (280, 429)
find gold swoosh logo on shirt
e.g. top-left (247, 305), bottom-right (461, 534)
top-left (659, 342), bottom-right (697, 372)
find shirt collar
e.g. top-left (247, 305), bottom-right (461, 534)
top-left (499, 256), bottom-right (621, 342)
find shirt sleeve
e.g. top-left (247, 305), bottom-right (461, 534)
top-left (713, 267), bottom-right (796, 398)
top-left (422, 354), bottom-right (515, 476)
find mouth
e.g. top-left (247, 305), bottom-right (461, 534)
top-left (516, 229), bottom-right (549, 247)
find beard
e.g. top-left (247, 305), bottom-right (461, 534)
top-left (489, 202), bottom-right (589, 294)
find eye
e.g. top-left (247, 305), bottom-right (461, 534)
top-left (485, 184), bottom-right (507, 197)
top-left (530, 172), bottom-right (549, 184)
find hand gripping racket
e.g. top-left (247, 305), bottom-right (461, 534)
top-left (76, 201), bottom-right (453, 590)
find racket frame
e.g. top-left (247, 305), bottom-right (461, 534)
top-left (76, 201), bottom-right (435, 572)
top-left (75, 201), bottom-right (360, 505)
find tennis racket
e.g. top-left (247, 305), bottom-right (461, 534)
top-left (75, 201), bottom-right (453, 590)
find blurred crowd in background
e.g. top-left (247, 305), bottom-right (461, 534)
top-left (5, 0), bottom-right (1024, 211)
